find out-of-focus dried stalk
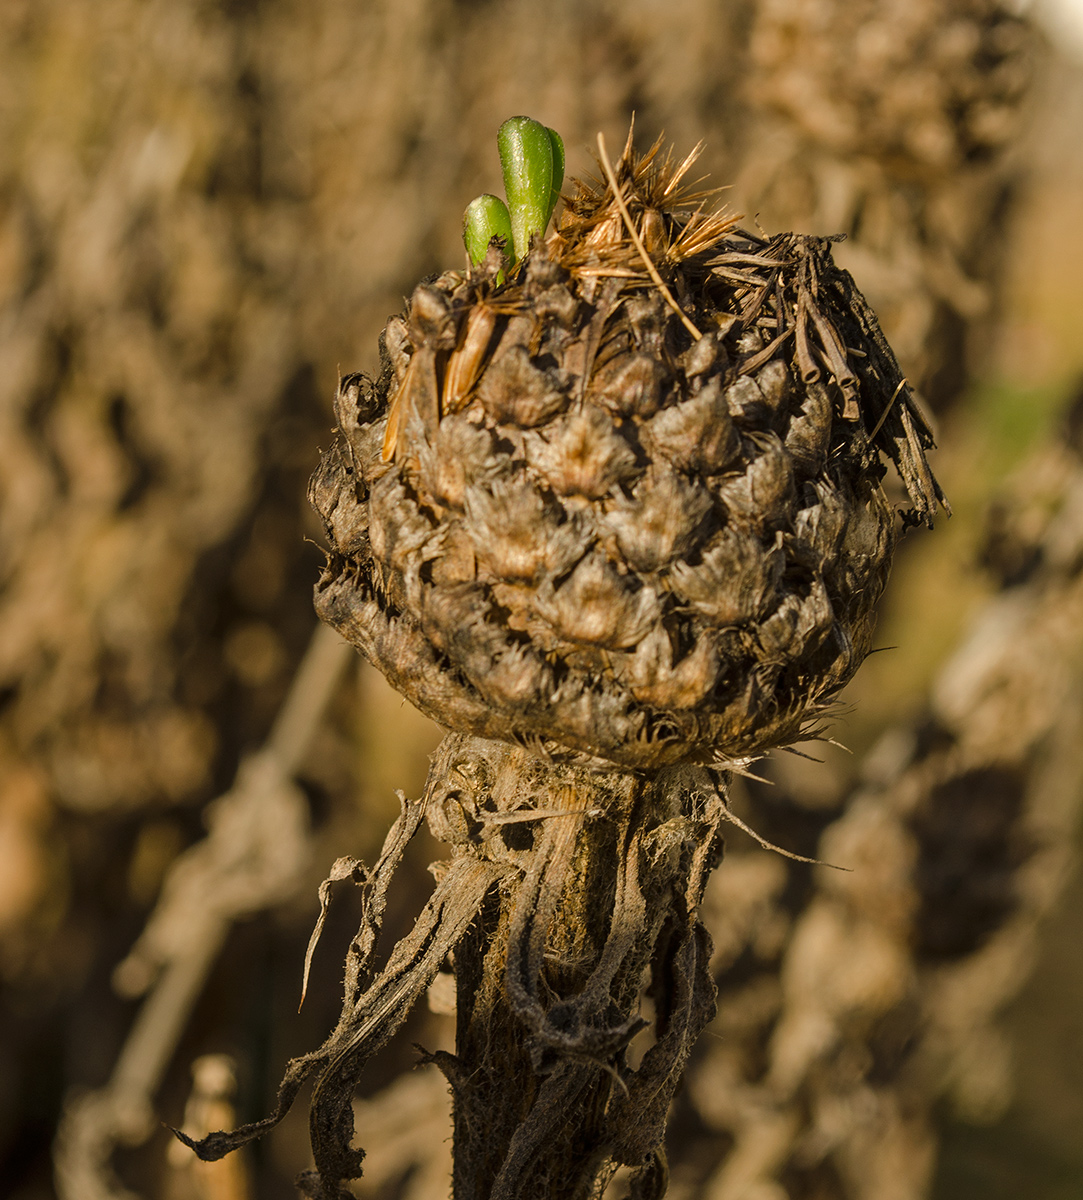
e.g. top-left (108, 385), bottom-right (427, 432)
top-left (167, 1055), bottom-right (253, 1200)
top-left (735, 0), bottom-right (1034, 409)
top-left (346, 1072), bottom-right (453, 1200)
top-left (53, 623), bottom-right (351, 1200)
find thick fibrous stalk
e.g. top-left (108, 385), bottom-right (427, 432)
top-left (177, 733), bottom-right (725, 1200)
top-left (422, 735), bottom-right (723, 1200)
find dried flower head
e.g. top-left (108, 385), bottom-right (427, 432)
top-left (310, 125), bottom-right (947, 770)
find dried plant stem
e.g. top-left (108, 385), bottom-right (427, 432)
top-left (175, 738), bottom-right (728, 1199)
top-left (53, 623), bottom-right (352, 1200)
top-left (422, 735), bottom-right (725, 1200)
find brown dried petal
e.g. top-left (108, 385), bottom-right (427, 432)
top-left (588, 352), bottom-right (667, 418)
top-left (680, 332), bottom-right (722, 379)
top-left (326, 493), bottom-right (369, 558)
top-left (534, 284), bottom-right (579, 328)
top-left (669, 529), bottom-right (783, 625)
top-left (464, 477), bottom-right (590, 583)
top-left (793, 482), bottom-right (849, 566)
top-left (332, 374), bottom-right (389, 481)
top-left (424, 587), bottom-right (553, 711)
top-left (644, 379), bottom-right (741, 474)
top-left (416, 415), bottom-right (500, 509)
top-left (478, 344), bottom-right (568, 427)
top-left (625, 293), bottom-right (669, 357)
top-left (534, 550), bottom-right (660, 648)
top-left (525, 254), bottom-right (566, 289)
top-left (756, 579), bottom-right (833, 662)
top-left (420, 581), bottom-right (491, 657)
top-left (333, 372), bottom-right (382, 433)
top-left (754, 360), bottom-right (791, 414)
top-left (428, 522), bottom-right (477, 587)
top-left (310, 441), bottom-right (370, 557)
top-left (309, 440), bottom-right (347, 530)
top-left (547, 673), bottom-right (646, 752)
top-left (499, 314), bottom-right (536, 351)
top-left (620, 625), bottom-right (720, 710)
top-left (368, 473), bottom-right (438, 614)
top-left (785, 380), bottom-right (834, 476)
top-left (835, 488), bottom-right (896, 597)
top-left (604, 469), bottom-right (713, 573)
top-left (525, 406), bottom-right (640, 498)
top-left (354, 422), bottom-right (393, 486)
top-left (475, 640), bottom-right (552, 711)
top-left (725, 375), bottom-right (774, 426)
top-left (407, 283), bottom-right (455, 348)
top-left (714, 432), bottom-right (795, 529)
top-left (388, 344), bottom-right (440, 462)
top-left (382, 315), bottom-right (412, 384)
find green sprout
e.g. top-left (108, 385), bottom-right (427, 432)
top-left (463, 193), bottom-right (513, 269)
top-left (462, 116), bottom-right (565, 272)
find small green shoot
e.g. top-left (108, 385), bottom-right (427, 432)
top-left (463, 193), bottom-right (513, 270)
top-left (462, 116), bottom-right (565, 273)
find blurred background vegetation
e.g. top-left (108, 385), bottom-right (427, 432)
top-left (0, 1), bottom-right (1080, 1197)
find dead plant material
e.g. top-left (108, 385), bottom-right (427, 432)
top-left (185, 132), bottom-right (945, 1199)
top-left (182, 736), bottom-right (725, 1200)
top-left (311, 134), bottom-right (946, 773)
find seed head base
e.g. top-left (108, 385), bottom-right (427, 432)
top-left (311, 133), bottom-right (945, 771)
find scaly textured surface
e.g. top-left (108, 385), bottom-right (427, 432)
top-left (311, 139), bottom-right (945, 770)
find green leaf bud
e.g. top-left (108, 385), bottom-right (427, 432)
top-left (498, 116), bottom-right (555, 261)
top-left (462, 193), bottom-right (513, 268)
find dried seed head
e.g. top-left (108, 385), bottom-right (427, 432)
top-left (311, 130), bottom-right (947, 770)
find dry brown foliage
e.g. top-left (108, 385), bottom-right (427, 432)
top-left (0, 0), bottom-right (1057, 1198)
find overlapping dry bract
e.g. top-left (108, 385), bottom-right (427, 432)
top-left (311, 141), bottom-right (944, 770)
